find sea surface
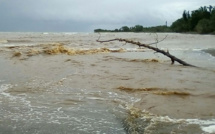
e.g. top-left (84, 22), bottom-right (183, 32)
top-left (0, 32), bottom-right (215, 134)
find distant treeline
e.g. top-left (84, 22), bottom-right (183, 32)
top-left (171, 5), bottom-right (215, 34)
top-left (94, 25), bottom-right (171, 33)
top-left (94, 5), bottom-right (215, 34)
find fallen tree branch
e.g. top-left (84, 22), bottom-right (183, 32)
top-left (97, 38), bottom-right (196, 67)
top-left (148, 34), bottom-right (168, 45)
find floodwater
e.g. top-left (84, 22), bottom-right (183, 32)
top-left (0, 32), bottom-right (215, 134)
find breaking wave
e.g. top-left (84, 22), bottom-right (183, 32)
top-left (125, 105), bottom-right (215, 134)
top-left (203, 48), bottom-right (215, 57)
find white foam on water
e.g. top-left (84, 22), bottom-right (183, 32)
top-left (193, 48), bottom-right (204, 51)
top-left (42, 32), bottom-right (49, 35)
top-left (202, 49), bottom-right (215, 60)
top-left (126, 105), bottom-right (215, 133)
top-left (0, 83), bottom-right (34, 111)
top-left (125, 48), bottom-right (145, 52)
top-left (0, 84), bottom-right (13, 98)
top-left (187, 119), bottom-right (215, 133)
top-left (202, 125), bottom-right (215, 133)
top-left (63, 32), bottom-right (78, 35)
top-left (163, 47), bottom-right (199, 51)
top-left (150, 116), bottom-right (215, 133)
top-left (0, 43), bottom-right (35, 47)
top-left (201, 125), bottom-right (215, 133)
top-left (57, 107), bottom-right (62, 112)
top-left (155, 117), bottom-right (215, 133)
top-left (87, 97), bottom-right (107, 101)
top-left (150, 117), bottom-right (215, 133)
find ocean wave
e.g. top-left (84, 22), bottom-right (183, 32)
top-left (0, 84), bottom-right (12, 92)
top-left (64, 32), bottom-right (78, 35)
top-left (42, 32), bottom-right (79, 35)
top-left (0, 40), bottom-right (8, 44)
top-left (0, 83), bottom-right (13, 98)
top-left (125, 105), bottom-right (215, 134)
top-left (160, 47), bottom-right (206, 51)
top-left (187, 119), bottom-right (215, 133)
top-left (203, 48), bottom-right (215, 57)
top-left (3, 43), bottom-right (127, 58)
top-left (42, 32), bottom-right (49, 35)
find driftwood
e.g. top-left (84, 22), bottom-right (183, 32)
top-left (97, 38), bottom-right (195, 67)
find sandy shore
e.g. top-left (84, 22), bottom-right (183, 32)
top-left (0, 33), bottom-right (215, 133)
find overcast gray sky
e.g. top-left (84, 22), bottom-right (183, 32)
top-left (0, 0), bottom-right (214, 32)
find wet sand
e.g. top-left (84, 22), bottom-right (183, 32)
top-left (0, 32), bottom-right (215, 133)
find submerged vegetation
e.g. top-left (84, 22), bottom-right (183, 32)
top-left (94, 5), bottom-right (215, 34)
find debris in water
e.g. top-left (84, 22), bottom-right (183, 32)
top-left (117, 86), bottom-right (158, 93)
top-left (123, 105), bottom-right (152, 133)
top-left (153, 91), bottom-right (190, 96)
top-left (42, 44), bottom-right (117, 55)
top-left (144, 59), bottom-right (159, 62)
top-left (4, 43), bottom-right (125, 58)
top-left (117, 86), bottom-right (191, 96)
top-left (110, 48), bottom-right (125, 53)
top-left (43, 43), bottom-right (76, 55)
top-left (26, 49), bottom-right (40, 56)
top-left (129, 59), bottom-right (159, 63)
top-left (12, 51), bottom-right (22, 57)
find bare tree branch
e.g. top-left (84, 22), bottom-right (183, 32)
top-left (97, 38), bottom-right (196, 67)
top-left (147, 35), bottom-right (168, 45)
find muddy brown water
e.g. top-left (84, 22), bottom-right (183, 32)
top-left (0, 32), bottom-right (215, 134)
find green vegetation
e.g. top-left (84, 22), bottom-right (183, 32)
top-left (171, 5), bottom-right (215, 34)
top-left (94, 5), bottom-right (215, 34)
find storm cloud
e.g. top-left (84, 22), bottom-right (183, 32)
top-left (0, 0), bottom-right (214, 32)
